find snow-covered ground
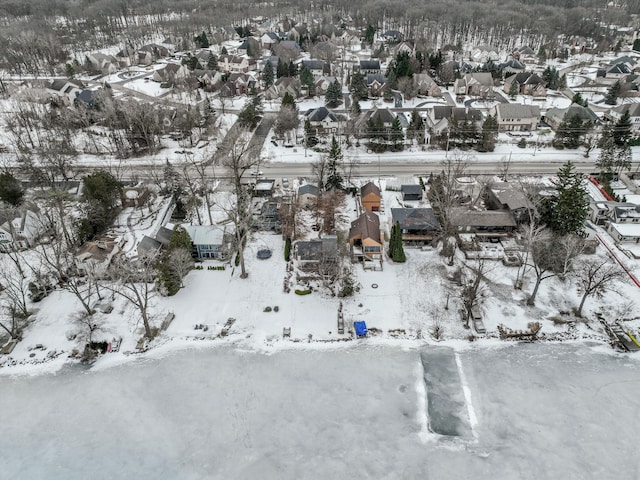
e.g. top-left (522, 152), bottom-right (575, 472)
top-left (1, 343), bottom-right (639, 479)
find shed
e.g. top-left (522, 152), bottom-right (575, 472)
top-left (401, 184), bottom-right (423, 201)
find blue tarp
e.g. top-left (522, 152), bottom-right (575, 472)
top-left (354, 321), bottom-right (368, 337)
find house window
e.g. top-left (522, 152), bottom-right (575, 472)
top-left (364, 246), bottom-right (380, 253)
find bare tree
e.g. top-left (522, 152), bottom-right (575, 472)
top-left (429, 311), bottom-right (446, 340)
top-left (573, 258), bottom-right (626, 317)
top-left (166, 248), bottom-right (194, 288)
top-left (428, 152), bottom-right (469, 236)
top-left (76, 311), bottom-right (103, 344)
top-left (0, 255), bottom-right (30, 319)
top-left (341, 153), bottom-right (361, 190)
top-left (106, 254), bottom-right (157, 338)
top-left (0, 305), bottom-right (25, 340)
top-left (311, 154), bottom-right (328, 190)
top-left (460, 252), bottom-right (490, 327)
top-left (189, 155), bottom-right (217, 225)
top-left (181, 161), bottom-right (203, 225)
top-left (274, 106), bottom-right (299, 144)
top-left (219, 128), bottom-right (261, 278)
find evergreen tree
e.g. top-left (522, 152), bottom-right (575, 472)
top-left (572, 92), bottom-right (587, 107)
top-left (221, 46), bottom-right (228, 55)
top-left (194, 31), bottom-right (210, 48)
top-left (612, 109), bottom-right (632, 146)
top-left (325, 79), bottom-right (343, 107)
top-left (539, 161), bottom-right (589, 236)
top-left (389, 222), bottom-right (406, 262)
top-left (479, 114), bottom-right (498, 152)
top-left (508, 79), bottom-right (518, 99)
top-left (262, 61), bottom-right (274, 88)
top-left (325, 136), bottom-right (343, 190)
top-left (605, 81), bottom-right (621, 105)
top-left (281, 91), bottom-right (295, 108)
top-left (350, 99), bottom-right (361, 118)
top-left (0, 172), bottom-right (24, 206)
top-left (542, 66), bottom-right (560, 89)
top-left (238, 95), bottom-right (263, 129)
top-left (288, 60), bottom-right (298, 77)
top-left (390, 117), bottom-right (404, 151)
top-left (407, 109), bottom-right (424, 142)
top-left (188, 56), bottom-right (201, 71)
top-left (207, 52), bottom-right (217, 70)
top-left (554, 114), bottom-right (591, 149)
top-left (276, 59), bottom-right (287, 78)
top-left (299, 66), bottom-right (314, 94)
top-left (349, 71), bottom-right (368, 101)
top-left (634, 39), bottom-right (640, 51)
top-left (364, 25), bottom-right (376, 45)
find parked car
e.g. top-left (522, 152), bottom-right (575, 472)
top-left (250, 170), bottom-right (263, 177)
top-left (282, 178), bottom-right (289, 188)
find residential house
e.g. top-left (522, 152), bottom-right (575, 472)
top-left (425, 106), bottom-right (483, 137)
top-left (380, 30), bottom-right (403, 43)
top-left (191, 69), bottom-right (223, 88)
top-left (470, 45), bottom-right (499, 63)
top-left (358, 60), bottom-right (381, 75)
top-left (294, 236), bottom-right (339, 273)
top-left (391, 208), bottom-right (441, 245)
top-left (0, 207), bottom-right (50, 251)
top-left (366, 73), bottom-right (387, 97)
top-left (152, 63), bottom-right (188, 84)
top-left (355, 108), bottom-right (397, 136)
top-left (278, 40), bottom-right (302, 58)
top-left (605, 103), bottom-right (640, 134)
top-left (302, 60), bottom-right (327, 77)
top-left (500, 59), bottom-right (525, 77)
top-left (304, 106), bottom-right (341, 135)
top-left (607, 222), bottom-right (640, 243)
top-left (264, 77), bottom-right (300, 100)
top-left (490, 103), bottom-right (541, 132)
top-left (185, 224), bottom-right (233, 259)
top-left (401, 185), bottom-right (423, 201)
top-left (513, 46), bottom-right (537, 64)
top-left (413, 73), bottom-right (442, 97)
top-left (256, 201), bottom-right (281, 231)
top-left (237, 37), bottom-right (261, 57)
top-left (360, 181), bottom-right (381, 212)
top-left (226, 72), bottom-right (258, 95)
top-left (47, 79), bottom-right (85, 105)
top-left (75, 237), bottom-right (123, 277)
top-left (545, 103), bottom-right (598, 130)
top-left (313, 75), bottom-right (337, 95)
top-left (298, 184), bottom-right (320, 209)
top-left (611, 203), bottom-right (640, 223)
top-left (260, 32), bottom-right (282, 48)
top-left (450, 208), bottom-right (517, 238)
top-left (393, 41), bottom-right (415, 56)
top-left (484, 183), bottom-right (534, 224)
top-left (87, 53), bottom-right (118, 74)
top-left (287, 25), bottom-right (308, 44)
top-left (503, 72), bottom-right (546, 97)
top-left (218, 55), bottom-right (257, 74)
top-left (253, 179), bottom-right (276, 198)
top-left (136, 44), bottom-right (170, 65)
top-left (115, 48), bottom-right (132, 68)
top-left (348, 211), bottom-right (383, 261)
top-left (597, 58), bottom-right (635, 84)
top-left (453, 73), bottom-right (494, 97)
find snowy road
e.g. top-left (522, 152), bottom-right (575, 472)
top-left (1, 343), bottom-right (639, 479)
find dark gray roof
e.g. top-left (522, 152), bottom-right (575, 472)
top-left (156, 226), bottom-right (173, 246)
top-left (305, 106), bottom-right (337, 122)
top-left (366, 73), bottom-right (386, 85)
top-left (433, 106), bottom-right (483, 122)
top-left (303, 60), bottom-right (326, 71)
top-left (401, 185), bottom-right (423, 195)
top-left (296, 236), bottom-right (338, 261)
top-left (361, 181), bottom-right (381, 197)
top-left (450, 208), bottom-right (517, 228)
top-left (349, 211), bottom-right (381, 243)
top-left (496, 103), bottom-right (541, 119)
top-left (612, 103), bottom-right (640, 117)
top-left (391, 208), bottom-right (440, 231)
top-left (359, 60), bottom-right (380, 70)
top-left (138, 235), bottom-right (162, 254)
top-left (298, 184), bottom-right (320, 196)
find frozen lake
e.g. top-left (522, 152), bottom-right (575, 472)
top-left (1, 343), bottom-right (639, 479)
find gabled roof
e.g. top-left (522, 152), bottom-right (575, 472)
top-left (298, 184), bottom-right (320, 196)
top-left (488, 183), bottom-right (533, 211)
top-left (296, 236), bottom-right (338, 261)
top-left (305, 106), bottom-right (338, 123)
top-left (349, 211), bottom-right (381, 243)
top-left (496, 103), bottom-right (541, 119)
top-left (516, 46), bottom-right (535, 56)
top-left (138, 235), bottom-right (162, 254)
top-left (361, 181), bottom-right (381, 197)
top-left (366, 73), bottom-right (386, 86)
top-left (501, 59), bottom-right (525, 70)
top-left (432, 106), bottom-right (483, 122)
top-left (185, 225), bottom-right (226, 246)
top-left (612, 102), bottom-right (640, 117)
top-left (450, 208), bottom-right (517, 228)
top-left (156, 226), bottom-right (173, 246)
top-left (614, 204), bottom-right (640, 218)
top-left (391, 208), bottom-right (441, 231)
top-left (546, 103), bottom-right (598, 123)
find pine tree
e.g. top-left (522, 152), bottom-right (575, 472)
top-left (479, 114), bottom-right (498, 152)
top-left (262, 61), bottom-right (274, 88)
top-left (605, 81), bottom-right (621, 105)
top-left (390, 117), bottom-right (404, 151)
top-left (288, 60), bottom-right (297, 77)
top-left (207, 52), bottom-right (217, 70)
top-left (389, 222), bottom-right (406, 262)
top-left (325, 79), bottom-right (343, 107)
top-left (276, 59), bottom-right (287, 78)
top-left (349, 71), bottom-right (368, 101)
top-left (325, 136), bottom-right (343, 190)
top-left (508, 79), bottom-right (518, 99)
top-left (281, 91), bottom-right (295, 108)
top-left (350, 99), bottom-right (361, 118)
top-left (539, 161), bottom-right (589, 236)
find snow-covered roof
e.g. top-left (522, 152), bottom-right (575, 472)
top-left (185, 225), bottom-right (226, 246)
top-left (609, 222), bottom-right (640, 237)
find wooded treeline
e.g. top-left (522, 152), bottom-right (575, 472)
top-left (0, 0), bottom-right (637, 75)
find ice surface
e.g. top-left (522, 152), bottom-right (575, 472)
top-left (1, 343), bottom-right (639, 479)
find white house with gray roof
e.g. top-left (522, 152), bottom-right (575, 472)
top-left (185, 225), bottom-right (233, 260)
top-left (490, 103), bottom-right (541, 132)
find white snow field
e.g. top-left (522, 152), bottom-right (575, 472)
top-left (1, 343), bottom-right (639, 480)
